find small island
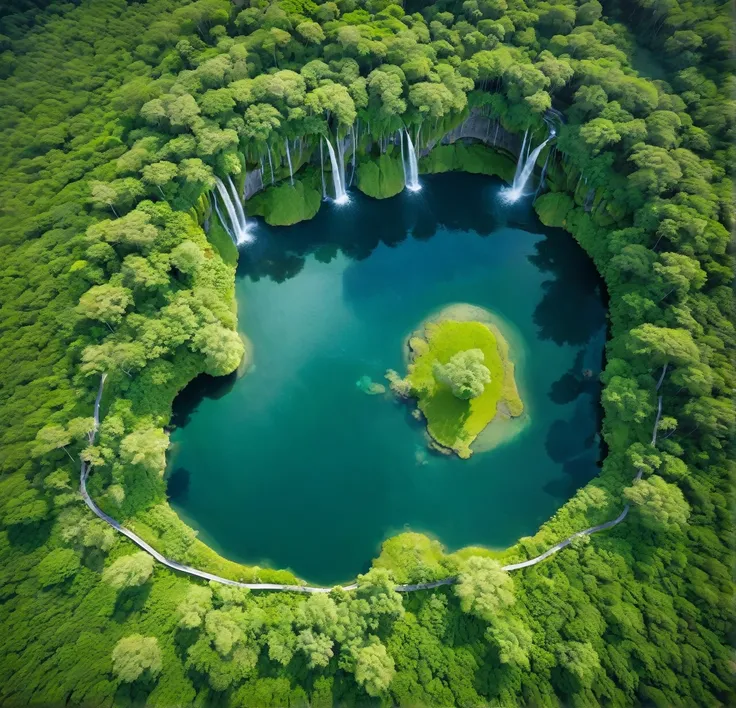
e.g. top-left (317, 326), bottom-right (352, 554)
top-left (387, 304), bottom-right (524, 459)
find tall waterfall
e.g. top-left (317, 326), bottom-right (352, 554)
top-left (323, 136), bottom-right (348, 204)
top-left (285, 139), bottom-right (294, 186)
top-left (336, 135), bottom-right (347, 195)
top-left (404, 128), bottom-right (421, 192)
top-left (349, 123), bottom-right (357, 187)
top-left (214, 176), bottom-right (250, 245)
top-left (320, 140), bottom-right (327, 199)
top-left (500, 128), bottom-right (552, 204)
top-left (266, 144), bottom-right (275, 184)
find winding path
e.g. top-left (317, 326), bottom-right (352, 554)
top-left (79, 375), bottom-right (663, 593)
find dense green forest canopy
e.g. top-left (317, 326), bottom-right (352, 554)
top-left (0, 0), bottom-right (733, 705)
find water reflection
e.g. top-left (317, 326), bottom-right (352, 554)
top-left (528, 230), bottom-right (606, 346)
top-left (171, 371), bottom-right (237, 428)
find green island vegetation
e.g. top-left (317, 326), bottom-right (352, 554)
top-left (0, 0), bottom-right (733, 705)
top-left (387, 305), bottom-right (523, 457)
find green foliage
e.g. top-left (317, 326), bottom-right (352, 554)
top-left (624, 475), bottom-right (691, 530)
top-left (403, 318), bottom-right (522, 458)
top-left (0, 0), bottom-right (733, 704)
top-left (356, 153), bottom-right (405, 199)
top-left (534, 191), bottom-right (574, 227)
top-left (432, 348), bottom-right (491, 400)
top-left (103, 552), bottom-right (156, 589)
top-left (247, 172), bottom-right (322, 226)
top-left (454, 557), bottom-right (515, 621)
top-left (112, 634), bottom-right (163, 683)
top-left (36, 548), bottom-right (81, 587)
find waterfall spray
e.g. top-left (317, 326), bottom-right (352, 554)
top-left (323, 136), bottom-right (348, 204)
top-left (285, 139), bottom-right (294, 186)
top-left (214, 176), bottom-right (250, 245)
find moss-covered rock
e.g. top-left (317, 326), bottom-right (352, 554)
top-left (534, 192), bottom-right (574, 228)
top-left (420, 142), bottom-right (516, 183)
top-left (356, 153), bottom-right (405, 199)
top-left (247, 170), bottom-right (322, 226)
top-left (207, 210), bottom-right (239, 267)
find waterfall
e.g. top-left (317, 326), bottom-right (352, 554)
top-left (404, 128), bottom-right (421, 192)
top-left (349, 123), bottom-right (357, 187)
top-left (285, 139), bottom-right (294, 186)
top-left (214, 176), bottom-right (250, 245)
top-left (511, 128), bottom-right (529, 186)
top-left (336, 134), bottom-right (347, 194)
top-left (320, 140), bottom-right (326, 200)
top-left (266, 143), bottom-right (275, 184)
top-left (323, 136), bottom-right (348, 205)
top-left (400, 129), bottom-right (406, 184)
top-left (500, 128), bottom-right (552, 204)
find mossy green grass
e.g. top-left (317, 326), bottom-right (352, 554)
top-left (247, 168), bottom-right (322, 226)
top-left (404, 313), bottom-right (523, 459)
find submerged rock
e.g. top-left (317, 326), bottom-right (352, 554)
top-left (356, 375), bottom-right (386, 395)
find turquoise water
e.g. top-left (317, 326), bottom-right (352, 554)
top-left (168, 173), bottom-right (607, 585)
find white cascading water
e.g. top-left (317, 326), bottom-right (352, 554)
top-left (285, 139), bottom-right (294, 186)
top-left (323, 136), bottom-right (348, 204)
top-left (349, 123), bottom-right (357, 187)
top-left (404, 128), bottom-right (421, 192)
top-left (214, 176), bottom-right (250, 245)
top-left (500, 125), bottom-right (554, 204)
top-left (400, 129), bottom-right (406, 184)
top-left (266, 143), bottom-right (275, 184)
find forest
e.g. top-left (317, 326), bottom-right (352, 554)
top-left (0, 0), bottom-right (732, 705)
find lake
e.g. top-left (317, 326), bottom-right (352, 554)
top-left (168, 172), bottom-right (607, 586)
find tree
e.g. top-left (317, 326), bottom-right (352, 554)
top-left (33, 418), bottom-right (94, 460)
top-left (87, 209), bottom-right (159, 251)
top-left (102, 552), bottom-right (155, 589)
top-left (243, 103), bottom-right (282, 142)
top-left (77, 284), bottom-right (133, 325)
top-left (90, 181), bottom-right (121, 217)
top-left (141, 161), bottom-right (178, 197)
top-left (112, 635), bottom-right (162, 682)
top-left (487, 616), bottom-right (533, 668)
top-left (170, 241), bottom-right (204, 275)
top-left (627, 325), bottom-right (700, 367)
top-left (576, 0), bottom-right (602, 25)
top-left (628, 144), bottom-right (683, 195)
top-left (556, 641), bottom-right (600, 689)
top-left (295, 629), bottom-right (333, 668)
top-left (579, 118), bottom-right (621, 154)
top-left (179, 158), bottom-right (215, 189)
top-left (119, 428), bottom-right (169, 474)
top-left (122, 255), bottom-right (169, 290)
top-left (353, 568), bottom-right (405, 631)
top-left (296, 20), bottom-right (324, 44)
top-left (454, 557), bottom-right (515, 621)
top-left (624, 475), bottom-right (690, 530)
top-left (305, 83), bottom-right (356, 125)
top-left (601, 376), bottom-right (653, 424)
top-left (353, 639), bottom-right (395, 696)
top-left (433, 349), bottom-right (491, 399)
top-left (178, 586), bottom-right (213, 629)
top-left (192, 324), bottom-right (244, 376)
top-left (36, 548), bottom-right (80, 587)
